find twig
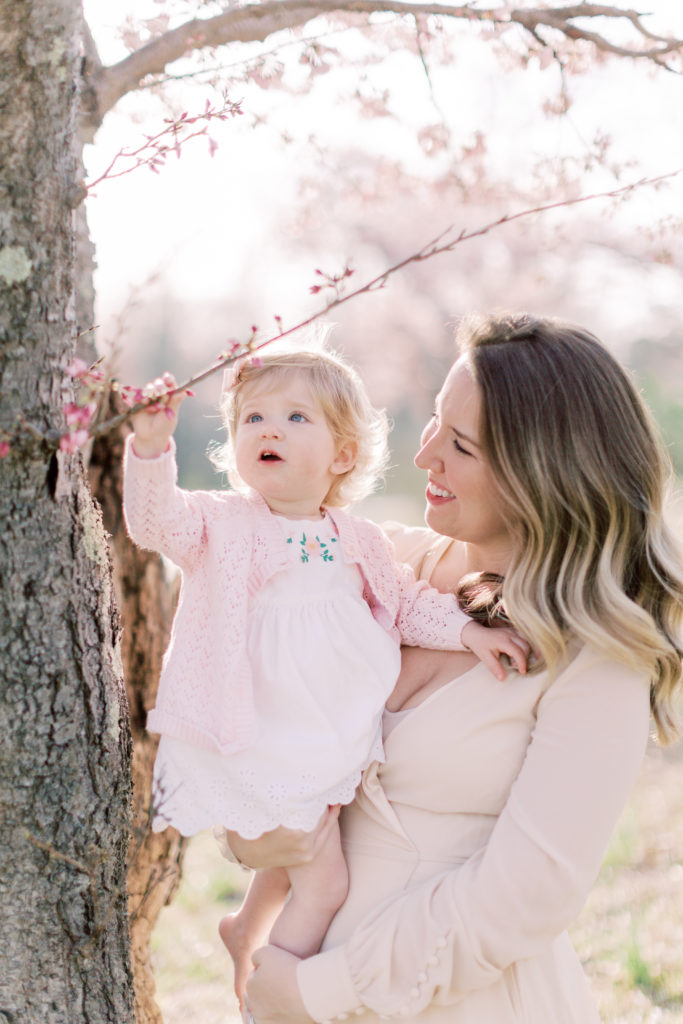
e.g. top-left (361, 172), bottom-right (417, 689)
top-left (88, 163), bottom-right (683, 438)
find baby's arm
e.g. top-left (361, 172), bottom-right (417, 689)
top-left (460, 620), bottom-right (530, 681)
top-left (123, 381), bottom-right (206, 567)
top-left (129, 378), bottom-right (186, 459)
top-left (387, 546), bottom-right (530, 679)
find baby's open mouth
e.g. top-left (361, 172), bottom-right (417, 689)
top-left (260, 451), bottom-right (282, 461)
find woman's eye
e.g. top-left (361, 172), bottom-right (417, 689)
top-left (289, 412), bottom-right (306, 423)
top-left (454, 438), bottom-right (472, 456)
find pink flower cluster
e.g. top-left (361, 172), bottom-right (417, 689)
top-left (59, 358), bottom-right (107, 453)
top-left (119, 371), bottom-right (184, 414)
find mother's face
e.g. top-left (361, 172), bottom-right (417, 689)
top-left (414, 358), bottom-right (512, 555)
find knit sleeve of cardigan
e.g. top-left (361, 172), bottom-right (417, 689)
top-left (122, 435), bottom-right (208, 571)
top-left (369, 520), bottom-right (470, 649)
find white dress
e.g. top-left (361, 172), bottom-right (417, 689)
top-left (152, 514), bottom-right (401, 838)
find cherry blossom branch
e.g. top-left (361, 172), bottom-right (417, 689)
top-left (133, 25), bottom-right (355, 91)
top-left (86, 164), bottom-right (683, 434)
top-left (1, 165), bottom-right (680, 460)
top-left (85, 1), bottom-right (683, 128)
top-left (85, 101), bottom-right (242, 192)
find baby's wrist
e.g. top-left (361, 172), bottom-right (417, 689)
top-left (131, 436), bottom-right (171, 459)
top-left (460, 619), bottom-right (480, 649)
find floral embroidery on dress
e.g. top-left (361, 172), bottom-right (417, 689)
top-left (286, 533), bottom-right (338, 563)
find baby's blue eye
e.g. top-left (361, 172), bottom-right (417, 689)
top-left (246, 413), bottom-right (263, 423)
top-left (289, 412), bottom-right (306, 423)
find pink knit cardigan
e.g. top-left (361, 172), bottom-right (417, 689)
top-left (122, 436), bottom-right (471, 754)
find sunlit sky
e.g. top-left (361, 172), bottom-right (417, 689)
top-left (82, 1), bottom-right (683, 366)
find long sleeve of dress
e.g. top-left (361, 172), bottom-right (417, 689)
top-left (122, 435), bottom-right (207, 571)
top-left (297, 646), bottom-right (650, 1021)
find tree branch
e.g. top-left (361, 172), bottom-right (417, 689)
top-left (85, 1), bottom-right (683, 129)
top-left (83, 164), bottom-right (683, 443)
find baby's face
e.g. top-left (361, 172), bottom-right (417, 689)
top-left (234, 370), bottom-right (346, 519)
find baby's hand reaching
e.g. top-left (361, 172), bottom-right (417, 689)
top-left (130, 375), bottom-right (188, 459)
top-left (461, 619), bottom-right (531, 681)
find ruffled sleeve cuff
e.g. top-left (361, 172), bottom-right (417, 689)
top-left (297, 947), bottom-right (364, 1023)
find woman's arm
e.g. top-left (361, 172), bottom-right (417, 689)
top-left (295, 647), bottom-right (650, 1022)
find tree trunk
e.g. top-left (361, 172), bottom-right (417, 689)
top-left (75, 21), bottom-right (187, 1020)
top-left (0, 2), bottom-right (134, 1021)
top-left (89, 402), bottom-right (186, 1024)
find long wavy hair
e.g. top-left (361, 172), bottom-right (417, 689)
top-left (455, 313), bottom-right (683, 743)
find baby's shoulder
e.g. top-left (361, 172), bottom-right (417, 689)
top-left (334, 511), bottom-right (397, 568)
top-left (191, 486), bottom-right (255, 524)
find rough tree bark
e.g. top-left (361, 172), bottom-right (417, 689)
top-left (89, 404), bottom-right (185, 1024)
top-left (0, 2), bottom-right (135, 1022)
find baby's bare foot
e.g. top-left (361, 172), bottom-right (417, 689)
top-left (219, 913), bottom-right (255, 1009)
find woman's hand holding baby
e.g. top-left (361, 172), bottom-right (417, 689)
top-left (246, 946), bottom-right (313, 1024)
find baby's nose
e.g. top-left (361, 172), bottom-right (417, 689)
top-left (260, 420), bottom-right (282, 438)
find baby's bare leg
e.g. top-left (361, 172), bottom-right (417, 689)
top-left (269, 817), bottom-right (348, 959)
top-left (219, 867), bottom-right (289, 1007)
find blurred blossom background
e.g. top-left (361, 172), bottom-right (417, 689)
top-left (83, 0), bottom-right (682, 528)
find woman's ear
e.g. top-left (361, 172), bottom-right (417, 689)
top-left (330, 440), bottom-right (358, 476)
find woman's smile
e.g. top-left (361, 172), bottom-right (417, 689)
top-left (426, 480), bottom-right (455, 502)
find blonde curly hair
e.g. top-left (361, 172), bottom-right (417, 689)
top-left (212, 348), bottom-right (390, 508)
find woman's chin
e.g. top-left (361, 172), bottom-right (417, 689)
top-left (424, 501), bottom-right (457, 535)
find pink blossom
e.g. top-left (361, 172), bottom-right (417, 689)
top-left (121, 386), bottom-right (145, 407)
top-left (59, 429), bottom-right (90, 453)
top-left (66, 357), bottom-right (89, 379)
top-left (0, 441), bottom-right (10, 458)
top-left (208, 136), bottom-right (218, 158)
top-left (250, 356), bottom-right (263, 369)
top-left (64, 402), bottom-right (95, 427)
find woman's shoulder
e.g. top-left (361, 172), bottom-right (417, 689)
top-left (543, 641), bottom-right (651, 705)
top-left (381, 521), bottom-right (456, 581)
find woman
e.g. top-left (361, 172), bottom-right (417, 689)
top-left (228, 313), bottom-right (683, 1023)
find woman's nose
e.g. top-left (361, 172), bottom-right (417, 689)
top-left (414, 427), bottom-right (442, 470)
